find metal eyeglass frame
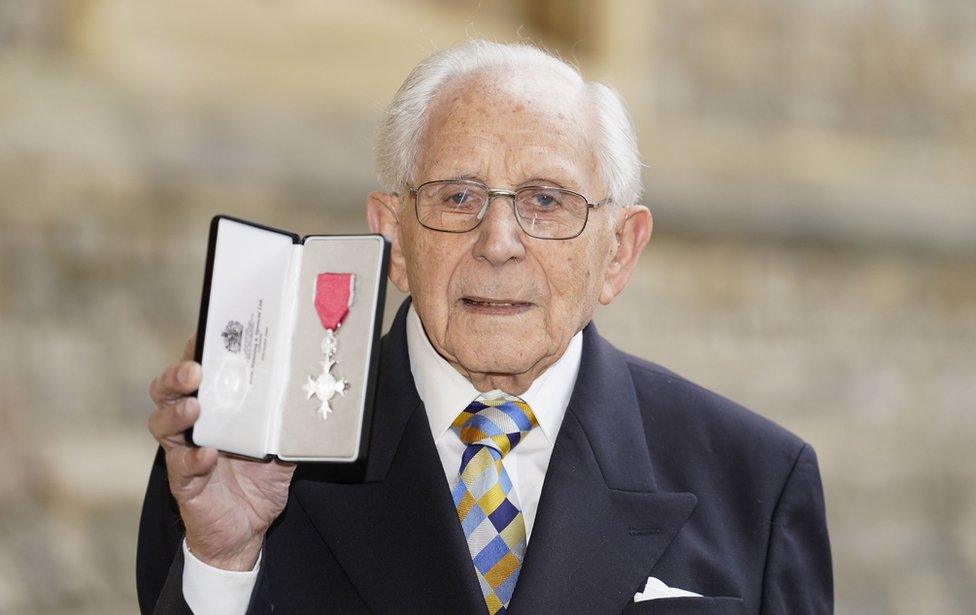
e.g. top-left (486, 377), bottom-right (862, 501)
top-left (405, 178), bottom-right (611, 240)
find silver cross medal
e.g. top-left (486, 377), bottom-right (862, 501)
top-left (304, 272), bottom-right (355, 419)
top-left (302, 330), bottom-right (349, 419)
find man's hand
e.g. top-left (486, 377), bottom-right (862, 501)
top-left (147, 335), bottom-right (296, 571)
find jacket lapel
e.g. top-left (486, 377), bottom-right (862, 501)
top-left (291, 298), bottom-right (487, 614)
top-left (508, 324), bottom-right (698, 615)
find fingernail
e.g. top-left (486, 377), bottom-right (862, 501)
top-left (185, 398), bottom-right (199, 414)
top-left (178, 363), bottom-right (194, 385)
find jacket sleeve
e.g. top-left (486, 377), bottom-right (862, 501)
top-left (760, 443), bottom-right (834, 614)
top-left (137, 446), bottom-right (191, 614)
top-left (150, 547), bottom-right (194, 615)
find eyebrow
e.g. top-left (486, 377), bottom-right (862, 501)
top-left (523, 177), bottom-right (568, 189)
top-left (449, 173), bottom-right (484, 183)
top-left (444, 174), bottom-right (572, 189)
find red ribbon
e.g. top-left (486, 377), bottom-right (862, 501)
top-left (314, 273), bottom-right (354, 330)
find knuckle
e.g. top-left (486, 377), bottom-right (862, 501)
top-left (150, 403), bottom-right (181, 439)
top-left (163, 448), bottom-right (183, 477)
top-left (147, 409), bottom-right (163, 439)
top-left (150, 368), bottom-right (178, 404)
top-left (172, 446), bottom-right (193, 476)
top-left (163, 363), bottom-right (180, 387)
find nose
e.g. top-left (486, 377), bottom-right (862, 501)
top-left (471, 193), bottom-right (526, 265)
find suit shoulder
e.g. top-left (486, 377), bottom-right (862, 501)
top-left (621, 351), bottom-right (808, 460)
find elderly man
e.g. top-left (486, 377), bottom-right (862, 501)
top-left (138, 40), bottom-right (832, 614)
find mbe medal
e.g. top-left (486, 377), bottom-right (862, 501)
top-left (302, 273), bottom-right (355, 419)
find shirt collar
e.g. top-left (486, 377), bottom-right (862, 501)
top-left (406, 303), bottom-right (582, 444)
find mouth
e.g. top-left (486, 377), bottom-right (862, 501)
top-left (459, 296), bottom-right (534, 315)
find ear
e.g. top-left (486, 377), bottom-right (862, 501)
top-left (598, 204), bottom-right (652, 305)
top-left (366, 191), bottom-right (410, 293)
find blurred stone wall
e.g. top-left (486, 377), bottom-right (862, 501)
top-left (593, 0), bottom-right (976, 253)
top-left (0, 1), bottom-right (973, 613)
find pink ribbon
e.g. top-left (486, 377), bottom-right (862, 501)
top-left (314, 273), bottom-right (354, 330)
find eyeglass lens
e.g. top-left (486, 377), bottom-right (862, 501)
top-left (415, 181), bottom-right (588, 239)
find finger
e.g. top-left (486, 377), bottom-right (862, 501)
top-left (167, 446), bottom-right (219, 491)
top-left (149, 361), bottom-right (201, 405)
top-left (182, 333), bottom-right (197, 362)
top-left (186, 446), bottom-right (218, 476)
top-left (178, 445), bottom-right (219, 479)
top-left (148, 397), bottom-right (200, 444)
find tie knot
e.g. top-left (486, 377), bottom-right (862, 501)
top-left (451, 392), bottom-right (537, 458)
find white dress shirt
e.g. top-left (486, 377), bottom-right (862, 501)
top-left (182, 303), bottom-right (583, 614)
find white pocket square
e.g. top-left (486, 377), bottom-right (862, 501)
top-left (633, 576), bottom-right (703, 602)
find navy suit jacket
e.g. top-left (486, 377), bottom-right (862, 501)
top-left (137, 298), bottom-right (832, 614)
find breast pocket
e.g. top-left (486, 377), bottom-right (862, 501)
top-left (620, 596), bottom-right (744, 615)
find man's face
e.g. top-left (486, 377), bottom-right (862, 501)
top-left (370, 69), bottom-right (649, 390)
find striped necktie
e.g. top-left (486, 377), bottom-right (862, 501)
top-left (450, 392), bottom-right (538, 615)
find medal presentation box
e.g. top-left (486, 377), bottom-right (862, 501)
top-left (187, 215), bottom-right (390, 462)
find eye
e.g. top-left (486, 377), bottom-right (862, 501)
top-left (429, 183), bottom-right (484, 211)
top-left (533, 192), bottom-right (557, 207)
top-left (520, 188), bottom-right (563, 209)
top-left (449, 190), bottom-right (473, 204)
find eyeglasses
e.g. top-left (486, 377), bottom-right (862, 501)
top-left (406, 179), bottom-right (610, 240)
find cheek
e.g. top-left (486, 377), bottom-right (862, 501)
top-left (546, 240), bottom-right (610, 313)
top-left (544, 249), bottom-right (593, 306)
top-left (404, 233), bottom-right (465, 304)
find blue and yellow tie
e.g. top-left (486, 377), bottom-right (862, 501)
top-left (451, 392), bottom-right (537, 615)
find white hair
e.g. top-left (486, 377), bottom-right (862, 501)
top-left (375, 39), bottom-right (643, 207)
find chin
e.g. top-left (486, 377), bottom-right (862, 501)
top-left (454, 334), bottom-right (543, 372)
top-left (458, 353), bottom-right (538, 377)
top-left (442, 306), bottom-right (552, 368)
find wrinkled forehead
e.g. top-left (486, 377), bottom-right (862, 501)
top-left (414, 68), bottom-right (599, 189)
